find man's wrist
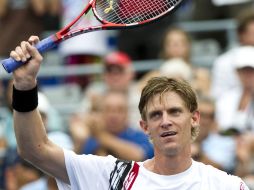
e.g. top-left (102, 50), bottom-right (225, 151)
top-left (13, 78), bottom-right (37, 91)
top-left (12, 85), bottom-right (38, 112)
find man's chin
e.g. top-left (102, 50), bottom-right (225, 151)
top-left (163, 144), bottom-right (180, 156)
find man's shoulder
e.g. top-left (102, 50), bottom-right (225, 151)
top-left (63, 149), bottom-right (117, 165)
top-left (196, 161), bottom-right (228, 175)
top-left (194, 161), bottom-right (249, 189)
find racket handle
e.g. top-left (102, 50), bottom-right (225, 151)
top-left (1, 36), bottom-right (58, 73)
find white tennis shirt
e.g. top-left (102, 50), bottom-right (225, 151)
top-left (56, 149), bottom-right (249, 190)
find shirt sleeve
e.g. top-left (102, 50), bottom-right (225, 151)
top-left (227, 175), bottom-right (250, 190)
top-left (205, 164), bottom-right (250, 190)
top-left (55, 149), bottom-right (117, 190)
top-left (238, 180), bottom-right (250, 190)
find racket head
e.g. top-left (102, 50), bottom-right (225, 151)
top-left (56, 0), bottom-right (184, 41)
top-left (93, 0), bottom-right (184, 27)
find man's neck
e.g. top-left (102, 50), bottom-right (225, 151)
top-left (144, 150), bottom-right (192, 175)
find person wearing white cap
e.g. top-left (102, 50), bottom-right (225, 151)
top-left (159, 58), bottom-right (193, 81)
top-left (78, 51), bottom-right (141, 128)
top-left (211, 9), bottom-right (254, 99)
top-left (215, 46), bottom-right (254, 132)
top-left (210, 46), bottom-right (254, 187)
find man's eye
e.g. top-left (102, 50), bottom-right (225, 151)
top-left (150, 112), bottom-right (161, 119)
top-left (169, 108), bottom-right (182, 115)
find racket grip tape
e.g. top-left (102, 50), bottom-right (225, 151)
top-left (1, 36), bottom-right (58, 73)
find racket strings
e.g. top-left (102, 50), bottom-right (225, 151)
top-left (98, 0), bottom-right (153, 23)
top-left (97, 1), bottom-right (157, 24)
top-left (66, 9), bottom-right (95, 32)
top-left (96, 1), bottom-right (127, 24)
top-left (95, 0), bottom-right (182, 24)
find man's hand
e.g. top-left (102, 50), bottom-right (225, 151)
top-left (10, 36), bottom-right (43, 90)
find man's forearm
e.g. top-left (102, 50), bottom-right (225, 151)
top-left (14, 109), bottom-right (49, 160)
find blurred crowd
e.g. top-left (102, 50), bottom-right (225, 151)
top-left (0, 0), bottom-right (254, 189)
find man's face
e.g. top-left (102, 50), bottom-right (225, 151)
top-left (102, 92), bottom-right (128, 134)
top-left (104, 64), bottom-right (133, 91)
top-left (140, 92), bottom-right (199, 156)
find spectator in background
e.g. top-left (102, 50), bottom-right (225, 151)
top-left (159, 58), bottom-right (193, 81)
top-left (3, 80), bottom-right (65, 149)
top-left (137, 27), bottom-right (193, 89)
top-left (216, 46), bottom-right (254, 132)
top-left (3, 131), bottom-right (73, 190)
top-left (0, 85), bottom-right (70, 188)
top-left (192, 95), bottom-right (237, 174)
top-left (30, 0), bottom-right (61, 31)
top-left (235, 132), bottom-right (254, 189)
top-left (70, 90), bottom-right (154, 161)
top-left (0, 83), bottom-right (66, 189)
top-left (161, 27), bottom-right (211, 96)
top-left (191, 95), bottom-right (218, 166)
top-left (4, 154), bottom-right (44, 190)
top-left (0, 0), bottom-right (61, 58)
top-left (211, 8), bottom-right (254, 99)
top-left (190, 0), bottom-right (254, 49)
top-left (139, 27), bottom-right (211, 96)
top-left (79, 51), bottom-right (141, 127)
top-left (160, 27), bottom-right (191, 63)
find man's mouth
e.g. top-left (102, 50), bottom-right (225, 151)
top-left (160, 131), bottom-right (177, 137)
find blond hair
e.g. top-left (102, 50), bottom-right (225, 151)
top-left (139, 77), bottom-right (199, 140)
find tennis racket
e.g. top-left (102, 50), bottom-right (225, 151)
top-left (2, 0), bottom-right (184, 73)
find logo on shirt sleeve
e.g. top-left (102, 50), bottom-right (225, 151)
top-left (240, 182), bottom-right (245, 190)
top-left (108, 159), bottom-right (140, 190)
top-left (109, 159), bottom-right (132, 190)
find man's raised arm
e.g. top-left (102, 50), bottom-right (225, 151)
top-left (11, 36), bottom-right (69, 184)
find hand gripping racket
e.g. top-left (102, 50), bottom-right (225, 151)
top-left (1, 0), bottom-right (183, 73)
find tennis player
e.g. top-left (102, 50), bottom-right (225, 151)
top-left (10, 36), bottom-right (249, 189)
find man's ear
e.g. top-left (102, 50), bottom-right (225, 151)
top-left (191, 110), bottom-right (200, 127)
top-left (140, 120), bottom-right (150, 135)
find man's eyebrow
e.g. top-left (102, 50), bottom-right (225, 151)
top-left (147, 109), bottom-right (161, 117)
top-left (167, 106), bottom-right (183, 111)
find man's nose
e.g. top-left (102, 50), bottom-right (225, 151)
top-left (161, 112), bottom-right (172, 129)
